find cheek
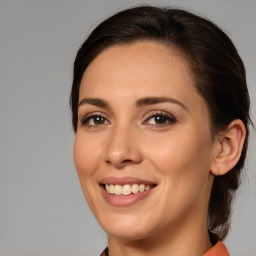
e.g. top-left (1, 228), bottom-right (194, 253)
top-left (73, 132), bottom-right (102, 176)
top-left (73, 132), bottom-right (103, 213)
top-left (144, 130), bottom-right (212, 194)
top-left (147, 131), bottom-right (210, 167)
top-left (148, 132), bottom-right (212, 220)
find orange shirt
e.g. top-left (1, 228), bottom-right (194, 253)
top-left (100, 241), bottom-right (230, 256)
top-left (204, 241), bottom-right (230, 256)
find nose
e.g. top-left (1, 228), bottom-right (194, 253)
top-left (104, 125), bottom-right (143, 169)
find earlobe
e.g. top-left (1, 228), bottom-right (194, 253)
top-left (210, 119), bottom-right (246, 176)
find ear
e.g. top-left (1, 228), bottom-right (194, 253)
top-left (210, 119), bottom-right (246, 176)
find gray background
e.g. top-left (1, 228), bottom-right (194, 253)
top-left (0, 0), bottom-right (255, 255)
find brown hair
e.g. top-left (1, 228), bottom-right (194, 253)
top-left (70, 5), bottom-right (251, 244)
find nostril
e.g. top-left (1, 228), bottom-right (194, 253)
top-left (122, 159), bottom-right (133, 164)
top-left (105, 156), bottom-right (138, 167)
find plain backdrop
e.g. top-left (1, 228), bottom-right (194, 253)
top-left (0, 0), bottom-right (255, 255)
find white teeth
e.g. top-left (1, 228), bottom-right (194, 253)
top-left (131, 184), bottom-right (139, 193)
top-left (139, 184), bottom-right (145, 192)
top-left (145, 185), bottom-right (150, 191)
top-left (122, 184), bottom-right (132, 195)
top-left (109, 184), bottom-right (115, 194)
top-left (104, 184), bottom-right (154, 195)
top-left (115, 185), bottom-right (122, 195)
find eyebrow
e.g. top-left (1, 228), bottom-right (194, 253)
top-left (135, 96), bottom-right (187, 110)
top-left (78, 98), bottom-right (109, 108)
top-left (78, 96), bottom-right (187, 111)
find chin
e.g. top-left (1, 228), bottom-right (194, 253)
top-left (98, 213), bottom-right (154, 240)
top-left (106, 227), bottom-right (151, 241)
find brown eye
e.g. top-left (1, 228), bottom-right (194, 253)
top-left (146, 113), bottom-right (176, 126)
top-left (154, 116), bottom-right (168, 124)
top-left (92, 116), bottom-right (106, 125)
top-left (80, 113), bottom-right (110, 127)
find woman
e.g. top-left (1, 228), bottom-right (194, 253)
top-left (70, 6), bottom-right (251, 256)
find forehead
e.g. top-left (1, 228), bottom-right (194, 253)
top-left (79, 41), bottom-right (207, 115)
top-left (81, 41), bottom-right (193, 93)
top-left (83, 41), bottom-right (190, 77)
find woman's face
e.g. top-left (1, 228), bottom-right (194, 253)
top-left (74, 41), bottom-right (217, 240)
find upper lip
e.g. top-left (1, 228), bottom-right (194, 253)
top-left (99, 176), bottom-right (157, 186)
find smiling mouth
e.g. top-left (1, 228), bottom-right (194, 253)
top-left (101, 184), bottom-right (156, 196)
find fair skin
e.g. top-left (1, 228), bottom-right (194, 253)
top-left (74, 41), bottom-right (246, 256)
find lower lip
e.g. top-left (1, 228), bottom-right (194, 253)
top-left (100, 186), bottom-right (155, 207)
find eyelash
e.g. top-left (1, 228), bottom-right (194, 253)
top-left (79, 112), bottom-right (109, 128)
top-left (79, 111), bottom-right (177, 128)
top-left (143, 111), bottom-right (177, 127)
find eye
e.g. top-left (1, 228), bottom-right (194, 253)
top-left (80, 113), bottom-right (110, 127)
top-left (144, 111), bottom-right (177, 126)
